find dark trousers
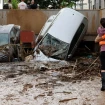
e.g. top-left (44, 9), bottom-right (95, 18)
top-left (100, 51), bottom-right (105, 70)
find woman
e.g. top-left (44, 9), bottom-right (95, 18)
top-left (95, 18), bottom-right (105, 91)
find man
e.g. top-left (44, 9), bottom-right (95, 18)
top-left (95, 18), bottom-right (105, 91)
top-left (18, 0), bottom-right (27, 9)
top-left (8, 0), bottom-right (12, 9)
top-left (3, 0), bottom-right (12, 9)
top-left (3, 3), bottom-right (9, 9)
top-left (29, 0), bottom-right (37, 9)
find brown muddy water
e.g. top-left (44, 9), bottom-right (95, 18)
top-left (0, 57), bottom-right (105, 105)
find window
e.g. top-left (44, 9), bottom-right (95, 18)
top-left (10, 28), bottom-right (16, 38)
top-left (10, 28), bottom-right (17, 44)
top-left (39, 33), bottom-right (69, 60)
top-left (0, 33), bottom-right (9, 46)
top-left (67, 23), bottom-right (85, 58)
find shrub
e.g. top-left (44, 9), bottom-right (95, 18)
top-left (12, 0), bottom-right (19, 9)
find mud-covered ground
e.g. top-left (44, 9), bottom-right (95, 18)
top-left (0, 56), bottom-right (105, 105)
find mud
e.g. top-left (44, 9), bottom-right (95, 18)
top-left (0, 57), bottom-right (105, 105)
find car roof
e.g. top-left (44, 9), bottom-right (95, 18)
top-left (0, 24), bottom-right (15, 34)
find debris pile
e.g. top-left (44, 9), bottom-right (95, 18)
top-left (0, 54), bottom-right (102, 105)
top-left (58, 56), bottom-right (100, 82)
top-left (0, 53), bottom-right (100, 82)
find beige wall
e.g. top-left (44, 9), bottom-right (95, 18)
top-left (78, 10), bottom-right (99, 41)
top-left (99, 8), bottom-right (105, 18)
top-left (0, 9), bottom-right (47, 34)
top-left (0, 9), bottom-right (102, 41)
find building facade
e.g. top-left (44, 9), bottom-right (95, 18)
top-left (95, 0), bottom-right (105, 9)
top-left (0, 0), bottom-right (3, 9)
top-left (75, 0), bottom-right (94, 9)
top-left (75, 0), bottom-right (105, 10)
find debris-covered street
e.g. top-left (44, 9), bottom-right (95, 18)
top-left (1, 0), bottom-right (105, 104)
top-left (0, 55), bottom-right (105, 105)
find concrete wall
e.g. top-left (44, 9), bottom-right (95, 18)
top-left (0, 9), bottom-right (102, 41)
top-left (78, 10), bottom-right (99, 41)
top-left (0, 9), bottom-right (47, 34)
top-left (99, 8), bottom-right (105, 18)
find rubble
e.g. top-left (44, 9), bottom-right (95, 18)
top-left (25, 55), bottom-right (34, 62)
top-left (0, 52), bottom-right (103, 105)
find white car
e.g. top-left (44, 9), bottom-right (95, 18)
top-left (37, 8), bottom-right (88, 61)
top-left (39, 15), bottom-right (56, 37)
top-left (35, 15), bottom-right (56, 44)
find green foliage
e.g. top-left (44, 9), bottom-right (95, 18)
top-left (10, 0), bottom-right (79, 9)
top-left (37, 0), bottom-right (79, 9)
top-left (12, 0), bottom-right (19, 9)
top-left (60, 0), bottom-right (78, 8)
top-left (67, 1), bottom-right (76, 8)
top-left (37, 0), bottom-right (51, 9)
top-left (60, 0), bottom-right (68, 8)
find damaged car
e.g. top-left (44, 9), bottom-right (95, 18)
top-left (0, 24), bottom-right (20, 62)
top-left (35, 15), bottom-right (56, 45)
top-left (36, 8), bottom-right (88, 61)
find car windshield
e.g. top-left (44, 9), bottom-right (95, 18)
top-left (0, 33), bottom-right (9, 46)
top-left (39, 33), bottom-right (69, 60)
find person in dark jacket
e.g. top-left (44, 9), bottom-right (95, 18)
top-left (29, 0), bottom-right (37, 9)
top-left (3, 4), bottom-right (9, 9)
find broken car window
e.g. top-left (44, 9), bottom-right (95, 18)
top-left (10, 28), bottom-right (17, 44)
top-left (39, 33), bottom-right (69, 60)
top-left (10, 28), bottom-right (16, 38)
top-left (0, 33), bottom-right (9, 46)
